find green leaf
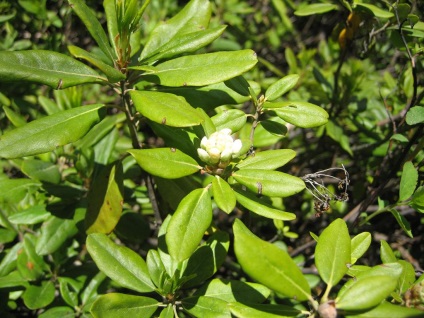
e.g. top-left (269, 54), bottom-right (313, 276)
top-left (397, 260), bottom-right (416, 293)
top-left (194, 278), bottom-right (270, 304)
top-left (114, 212), bottom-right (150, 244)
top-left (3, 106), bottom-right (27, 127)
top-left (233, 219), bottom-right (311, 301)
top-left (236, 149), bottom-right (296, 170)
top-left (104, 0), bottom-right (118, 55)
top-left (0, 104), bottom-right (105, 159)
top-left (159, 304), bottom-right (174, 318)
top-left (229, 302), bottom-right (301, 318)
top-left (336, 276), bottom-right (398, 312)
top-left (136, 50), bottom-right (258, 87)
top-left (211, 109), bottom-right (247, 133)
top-left (399, 161), bottom-right (418, 202)
top-left (355, 3), bottom-right (394, 19)
top-left (146, 249), bottom-right (166, 290)
top-left (0, 271), bottom-right (28, 289)
top-left (166, 188), bottom-right (212, 262)
top-left (91, 293), bottom-right (159, 318)
top-left (21, 159), bottom-right (61, 184)
top-left (68, 45), bottom-right (125, 83)
top-left (140, 0), bottom-right (211, 61)
top-left (85, 162), bottom-right (124, 234)
top-left (142, 26), bottom-right (227, 64)
top-left (36, 215), bottom-right (78, 255)
top-left (351, 232), bottom-right (371, 264)
top-left (380, 241), bottom-right (397, 263)
top-left (38, 306), bottom-right (75, 318)
top-left (58, 277), bottom-right (80, 308)
top-left (340, 263), bottom-right (403, 297)
top-left (260, 117), bottom-right (288, 136)
top-left (406, 106), bottom-right (424, 125)
top-left (128, 148), bottom-right (201, 179)
top-left (86, 233), bottom-right (155, 293)
top-left (294, 3), bottom-right (339, 16)
top-left (23, 281), bottom-right (55, 310)
top-left (265, 74), bottom-right (299, 101)
top-left (410, 186), bottom-right (424, 213)
top-left (344, 301), bottom-right (424, 318)
top-left (232, 169), bottom-right (305, 197)
top-left (182, 296), bottom-right (230, 318)
top-left (130, 90), bottom-right (203, 127)
top-left (389, 208), bottom-right (413, 238)
top-left (183, 232), bottom-right (230, 288)
top-left (68, 0), bottom-right (116, 62)
top-left (0, 50), bottom-right (103, 89)
top-left (212, 176), bottom-right (236, 213)
top-left (0, 179), bottom-right (40, 204)
top-left (8, 205), bottom-right (51, 225)
top-left (234, 187), bottom-right (296, 220)
top-left (266, 101), bottom-right (328, 128)
top-left (315, 218), bottom-right (351, 286)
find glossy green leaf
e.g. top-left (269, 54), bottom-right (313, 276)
top-left (58, 277), bottom-right (80, 308)
top-left (91, 293), bottom-right (159, 318)
top-left (23, 281), bottom-right (55, 310)
top-left (75, 112), bottom-right (126, 149)
top-left (399, 161), bottom-right (418, 202)
top-left (345, 301), bottom-right (424, 318)
top-left (0, 271), bottom-right (28, 289)
top-left (0, 104), bottom-right (105, 159)
top-left (211, 109), bottom-right (247, 133)
top-left (3, 106), bottom-right (27, 127)
top-left (229, 302), bottom-right (301, 318)
top-left (196, 107), bottom-right (217, 137)
top-left (389, 208), bottom-right (413, 238)
top-left (130, 90), bottom-right (203, 127)
top-left (380, 241), bottom-right (397, 263)
top-left (128, 148), bottom-right (201, 179)
top-left (182, 296), bottom-right (230, 318)
top-left (146, 249), bottom-right (166, 290)
top-left (336, 276), bottom-right (397, 312)
top-left (142, 26), bottom-right (227, 63)
top-left (104, 0), bottom-right (118, 55)
top-left (0, 50), bottom-right (103, 89)
top-left (233, 219), bottom-right (311, 301)
top-left (38, 306), bottom-right (75, 318)
top-left (268, 101), bottom-right (328, 128)
top-left (260, 117), bottom-right (288, 136)
top-left (351, 232), bottom-right (371, 264)
top-left (80, 271), bottom-right (107, 305)
top-left (234, 187), bottom-right (296, 220)
top-left (340, 263), bottom-right (403, 297)
top-left (265, 74), bottom-right (299, 101)
top-left (159, 304), bottom-right (174, 318)
top-left (136, 50), bottom-right (258, 87)
top-left (194, 278), bottom-right (270, 304)
top-left (406, 106), bottom-right (424, 125)
top-left (397, 260), bottom-right (416, 293)
top-left (140, 0), bottom-right (211, 60)
top-left (68, 0), bottom-right (116, 62)
top-left (155, 176), bottom-right (200, 210)
top-left (8, 205), bottom-right (51, 225)
top-left (232, 169), bottom-right (305, 197)
top-left (21, 159), bottom-right (61, 184)
top-left (212, 176), bottom-right (236, 213)
top-left (85, 162), bottom-right (124, 234)
top-left (166, 188), bottom-right (212, 262)
top-left (68, 45), bottom-right (125, 83)
top-left (356, 3), bottom-right (394, 19)
top-left (0, 179), bottom-right (40, 203)
top-left (160, 78), bottom-right (259, 111)
top-left (0, 243), bottom-right (23, 277)
top-left (410, 186), bottom-right (424, 213)
top-left (86, 233), bottom-right (155, 293)
top-left (294, 3), bottom-right (339, 16)
top-left (236, 149), bottom-right (296, 170)
top-left (36, 215), bottom-right (78, 255)
top-left (315, 218), bottom-right (351, 286)
top-left (183, 231), bottom-right (230, 288)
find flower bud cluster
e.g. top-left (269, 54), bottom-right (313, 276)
top-left (197, 128), bottom-right (242, 168)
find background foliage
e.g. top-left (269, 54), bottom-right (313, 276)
top-left (0, 0), bottom-right (423, 317)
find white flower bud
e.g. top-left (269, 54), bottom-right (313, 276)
top-left (197, 128), bottom-right (243, 168)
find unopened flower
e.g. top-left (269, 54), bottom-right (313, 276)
top-left (197, 128), bottom-right (242, 168)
